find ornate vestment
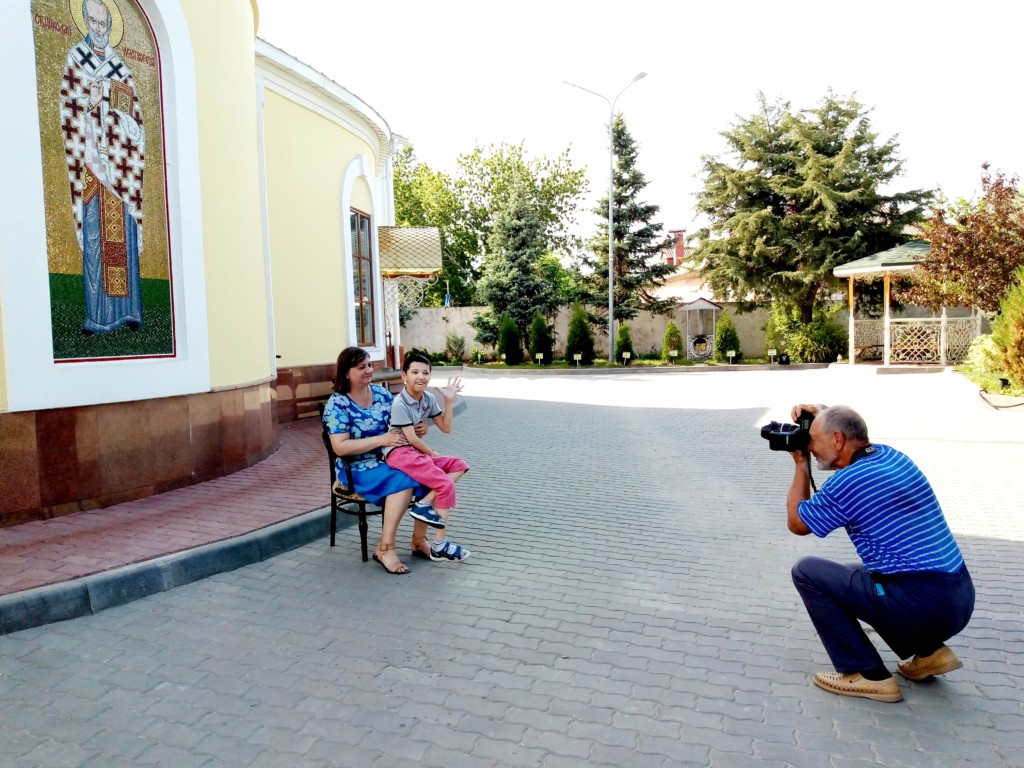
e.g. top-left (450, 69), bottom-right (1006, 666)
top-left (60, 36), bottom-right (145, 332)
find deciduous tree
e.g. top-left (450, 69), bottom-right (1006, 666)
top-left (455, 143), bottom-right (588, 260)
top-left (897, 165), bottom-right (1024, 313)
top-left (393, 143), bottom-right (588, 307)
top-left (393, 146), bottom-right (477, 306)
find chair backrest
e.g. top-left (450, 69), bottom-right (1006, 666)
top-left (317, 402), bottom-right (340, 485)
top-left (317, 400), bottom-right (363, 499)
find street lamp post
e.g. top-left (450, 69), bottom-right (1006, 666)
top-left (564, 72), bottom-right (647, 363)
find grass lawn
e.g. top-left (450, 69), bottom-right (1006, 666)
top-left (49, 273), bottom-right (174, 360)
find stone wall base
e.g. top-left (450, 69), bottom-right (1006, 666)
top-left (0, 383), bottom-right (279, 527)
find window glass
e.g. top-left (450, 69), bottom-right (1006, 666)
top-left (349, 209), bottom-right (375, 346)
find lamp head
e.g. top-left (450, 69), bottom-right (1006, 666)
top-left (633, 72), bottom-right (648, 82)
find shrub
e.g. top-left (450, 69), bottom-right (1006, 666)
top-left (398, 306), bottom-right (417, 328)
top-left (662, 320), bottom-right (683, 362)
top-left (714, 312), bottom-right (742, 363)
top-left (614, 324), bottom-right (634, 364)
top-left (764, 303), bottom-right (847, 363)
top-left (962, 334), bottom-right (1003, 376)
top-left (444, 332), bottom-right (466, 362)
top-left (497, 314), bottom-right (523, 365)
top-left (405, 347), bottom-right (430, 364)
top-left (468, 308), bottom-right (499, 348)
top-left (528, 313), bottom-right (554, 365)
top-left (565, 303), bottom-right (595, 365)
top-left (992, 266), bottom-right (1024, 387)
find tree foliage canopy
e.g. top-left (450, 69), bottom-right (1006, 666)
top-left (455, 143), bottom-right (588, 259)
top-left (992, 266), bottom-right (1024, 387)
top-left (581, 114), bottom-right (676, 325)
top-left (688, 92), bottom-right (932, 323)
top-left (393, 146), bottom-right (478, 306)
top-left (897, 165), bottom-right (1024, 313)
top-left (393, 143), bottom-right (588, 308)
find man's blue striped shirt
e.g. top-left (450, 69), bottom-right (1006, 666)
top-left (798, 444), bottom-right (964, 574)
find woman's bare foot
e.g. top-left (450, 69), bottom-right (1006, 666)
top-left (373, 542), bottom-right (410, 574)
top-left (411, 536), bottom-right (432, 560)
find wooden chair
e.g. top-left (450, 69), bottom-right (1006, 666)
top-left (317, 403), bottom-right (384, 561)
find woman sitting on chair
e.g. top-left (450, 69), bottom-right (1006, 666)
top-left (321, 346), bottom-right (435, 574)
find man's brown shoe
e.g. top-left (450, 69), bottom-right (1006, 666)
top-left (813, 671), bottom-right (903, 702)
top-left (897, 645), bottom-right (963, 681)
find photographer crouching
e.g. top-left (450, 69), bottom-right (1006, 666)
top-left (772, 404), bottom-right (974, 703)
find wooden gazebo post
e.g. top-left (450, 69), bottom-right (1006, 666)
top-left (883, 273), bottom-right (892, 367)
top-left (834, 242), bottom-right (931, 366)
top-left (847, 277), bottom-right (855, 364)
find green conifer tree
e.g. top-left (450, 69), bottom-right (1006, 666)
top-left (615, 324), bottom-right (635, 365)
top-left (497, 314), bottom-right (523, 365)
top-left (714, 313), bottom-right (742, 363)
top-left (529, 313), bottom-right (554, 365)
top-left (477, 187), bottom-right (560, 343)
top-left (689, 92), bottom-right (931, 323)
top-left (582, 115), bottom-right (676, 330)
top-left (565, 302), bottom-right (595, 365)
top-left (662, 320), bottom-right (683, 362)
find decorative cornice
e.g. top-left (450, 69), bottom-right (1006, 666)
top-left (254, 39), bottom-right (392, 176)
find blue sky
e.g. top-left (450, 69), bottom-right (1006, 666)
top-left (257, 0), bottom-right (1023, 238)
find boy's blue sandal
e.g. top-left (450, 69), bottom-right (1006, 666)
top-left (410, 504), bottom-right (446, 529)
top-left (430, 540), bottom-right (470, 562)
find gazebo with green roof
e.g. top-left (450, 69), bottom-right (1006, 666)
top-left (833, 241), bottom-right (978, 366)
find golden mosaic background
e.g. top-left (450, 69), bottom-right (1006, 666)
top-left (32, 0), bottom-right (170, 280)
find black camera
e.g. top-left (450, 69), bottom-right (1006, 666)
top-left (761, 410), bottom-right (814, 452)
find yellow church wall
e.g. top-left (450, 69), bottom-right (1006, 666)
top-left (181, 0), bottom-right (272, 388)
top-left (351, 177), bottom-right (373, 214)
top-left (261, 89), bottom-right (378, 368)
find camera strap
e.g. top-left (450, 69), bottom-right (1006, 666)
top-left (803, 450), bottom-right (818, 493)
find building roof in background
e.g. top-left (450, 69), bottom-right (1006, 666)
top-left (679, 297), bottom-right (723, 312)
top-left (833, 241), bottom-right (930, 278)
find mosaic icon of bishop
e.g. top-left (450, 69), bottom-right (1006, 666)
top-left (61, 0), bottom-right (145, 333)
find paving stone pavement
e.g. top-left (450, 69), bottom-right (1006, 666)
top-left (1, 367), bottom-right (1022, 767)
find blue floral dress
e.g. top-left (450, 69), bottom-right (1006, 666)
top-left (322, 386), bottom-right (423, 505)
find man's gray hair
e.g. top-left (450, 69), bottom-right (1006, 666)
top-left (818, 405), bottom-right (869, 443)
top-left (83, 0), bottom-right (113, 30)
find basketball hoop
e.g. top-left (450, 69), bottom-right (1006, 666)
top-left (383, 273), bottom-right (438, 324)
top-left (383, 274), bottom-right (438, 314)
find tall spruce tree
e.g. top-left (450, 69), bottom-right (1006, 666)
top-left (475, 186), bottom-right (560, 342)
top-left (689, 92), bottom-right (932, 323)
top-left (583, 114), bottom-right (676, 326)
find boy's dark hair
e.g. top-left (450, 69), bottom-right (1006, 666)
top-left (402, 352), bottom-right (432, 373)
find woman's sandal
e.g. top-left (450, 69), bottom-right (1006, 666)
top-left (411, 536), bottom-right (432, 560)
top-left (372, 542), bottom-right (410, 574)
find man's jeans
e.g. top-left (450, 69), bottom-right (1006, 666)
top-left (792, 557), bottom-right (975, 673)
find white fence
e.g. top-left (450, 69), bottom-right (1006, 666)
top-left (853, 315), bottom-right (978, 365)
